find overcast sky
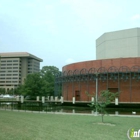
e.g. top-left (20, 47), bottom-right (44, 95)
top-left (0, 0), bottom-right (140, 70)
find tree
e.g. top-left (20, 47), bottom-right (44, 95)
top-left (15, 85), bottom-right (25, 95)
top-left (41, 66), bottom-right (61, 96)
top-left (86, 90), bottom-right (119, 123)
top-left (21, 72), bottom-right (47, 96)
top-left (6, 89), bottom-right (13, 95)
top-left (0, 88), bottom-right (5, 94)
top-left (16, 66), bottom-right (61, 97)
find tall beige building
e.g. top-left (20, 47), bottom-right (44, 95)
top-left (96, 27), bottom-right (140, 60)
top-left (0, 52), bottom-right (43, 92)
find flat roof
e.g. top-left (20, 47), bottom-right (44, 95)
top-left (0, 52), bottom-right (43, 62)
top-left (96, 27), bottom-right (140, 41)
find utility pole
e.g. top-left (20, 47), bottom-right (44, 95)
top-left (95, 73), bottom-right (98, 115)
top-left (0, 55), bottom-right (0, 94)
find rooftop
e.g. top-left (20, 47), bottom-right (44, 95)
top-left (0, 52), bottom-right (43, 62)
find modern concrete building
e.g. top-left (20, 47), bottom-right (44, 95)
top-left (96, 28), bottom-right (140, 60)
top-left (0, 52), bottom-right (43, 92)
top-left (59, 57), bottom-right (140, 103)
top-left (55, 28), bottom-right (140, 104)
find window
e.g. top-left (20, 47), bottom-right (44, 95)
top-left (7, 64), bottom-right (12, 66)
top-left (6, 81), bottom-right (11, 83)
top-left (13, 70), bottom-right (18, 72)
top-left (1, 64), bottom-right (6, 66)
top-left (1, 67), bottom-right (5, 69)
top-left (13, 60), bottom-right (18, 62)
top-left (13, 67), bottom-right (18, 69)
top-left (0, 77), bottom-right (5, 80)
top-left (6, 77), bottom-right (11, 79)
top-left (12, 81), bottom-right (17, 83)
top-left (7, 67), bottom-right (11, 69)
top-left (7, 60), bottom-right (12, 62)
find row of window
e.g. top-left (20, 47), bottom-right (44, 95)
top-left (0, 77), bottom-right (20, 79)
top-left (1, 60), bottom-right (19, 62)
top-left (1, 63), bottom-right (19, 66)
top-left (28, 65), bottom-right (39, 68)
top-left (0, 81), bottom-right (19, 83)
top-left (0, 74), bottom-right (19, 76)
top-left (1, 67), bottom-right (19, 69)
top-left (0, 70), bottom-right (20, 72)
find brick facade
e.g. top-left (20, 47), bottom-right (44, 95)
top-left (61, 57), bottom-right (140, 103)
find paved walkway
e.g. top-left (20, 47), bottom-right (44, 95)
top-left (0, 108), bottom-right (140, 117)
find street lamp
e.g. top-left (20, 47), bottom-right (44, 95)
top-left (95, 73), bottom-right (98, 115)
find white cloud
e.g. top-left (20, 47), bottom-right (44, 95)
top-left (131, 14), bottom-right (140, 20)
top-left (65, 58), bottom-right (75, 64)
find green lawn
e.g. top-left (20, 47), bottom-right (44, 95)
top-left (0, 110), bottom-right (140, 140)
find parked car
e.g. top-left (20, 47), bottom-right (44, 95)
top-left (3, 94), bottom-right (14, 98)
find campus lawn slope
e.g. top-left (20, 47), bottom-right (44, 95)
top-left (0, 110), bottom-right (139, 140)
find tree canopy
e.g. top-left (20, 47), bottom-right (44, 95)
top-left (87, 90), bottom-right (119, 123)
top-left (41, 66), bottom-right (61, 96)
top-left (17, 66), bottom-right (61, 97)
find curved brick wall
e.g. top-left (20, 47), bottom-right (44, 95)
top-left (61, 57), bottom-right (140, 103)
top-left (63, 57), bottom-right (140, 72)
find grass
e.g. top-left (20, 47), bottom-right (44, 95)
top-left (0, 110), bottom-right (140, 140)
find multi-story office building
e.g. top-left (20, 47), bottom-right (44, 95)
top-left (0, 52), bottom-right (43, 92)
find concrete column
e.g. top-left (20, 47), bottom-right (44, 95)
top-left (61, 96), bottom-right (63, 103)
top-left (55, 96), bottom-right (58, 102)
top-left (115, 97), bottom-right (118, 105)
top-left (72, 97), bottom-right (75, 104)
top-left (36, 96), bottom-right (39, 101)
top-left (50, 96), bottom-right (53, 101)
top-left (42, 96), bottom-right (45, 103)
top-left (21, 96), bottom-right (24, 103)
top-left (91, 97), bottom-right (94, 102)
top-left (16, 96), bottom-right (20, 101)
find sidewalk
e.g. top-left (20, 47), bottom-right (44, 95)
top-left (0, 108), bottom-right (140, 117)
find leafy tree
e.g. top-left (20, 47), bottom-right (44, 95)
top-left (86, 90), bottom-right (119, 123)
top-left (0, 88), bottom-right (5, 94)
top-left (41, 66), bottom-right (61, 96)
top-left (21, 72), bottom-right (47, 96)
top-left (14, 85), bottom-right (25, 95)
top-left (15, 66), bottom-right (61, 97)
top-left (6, 89), bottom-right (13, 95)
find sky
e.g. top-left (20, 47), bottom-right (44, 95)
top-left (0, 0), bottom-right (140, 70)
